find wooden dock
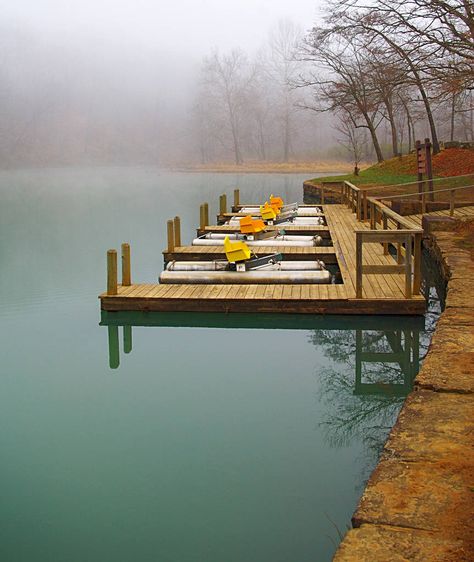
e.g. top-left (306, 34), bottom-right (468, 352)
top-left (100, 195), bottom-right (427, 315)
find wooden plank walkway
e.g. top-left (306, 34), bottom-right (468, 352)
top-left (100, 204), bottom-right (426, 315)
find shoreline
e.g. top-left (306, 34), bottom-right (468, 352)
top-left (334, 218), bottom-right (474, 561)
top-left (172, 162), bottom-right (358, 175)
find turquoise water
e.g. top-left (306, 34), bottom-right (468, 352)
top-left (0, 168), bottom-right (434, 561)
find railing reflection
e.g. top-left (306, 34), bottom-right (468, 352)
top-left (354, 328), bottom-right (420, 397)
top-left (101, 312), bottom-right (424, 394)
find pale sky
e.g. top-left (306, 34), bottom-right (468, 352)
top-left (1, 0), bottom-right (323, 57)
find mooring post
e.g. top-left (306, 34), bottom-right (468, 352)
top-left (107, 249), bottom-right (118, 295)
top-left (121, 243), bottom-right (131, 286)
top-left (199, 204), bottom-right (205, 230)
top-left (204, 202), bottom-right (209, 226)
top-left (167, 219), bottom-right (175, 252)
top-left (108, 325), bottom-right (120, 369)
top-left (123, 325), bottom-right (132, 354)
top-left (219, 193), bottom-right (227, 215)
top-left (173, 216), bottom-right (181, 247)
top-left (356, 232), bottom-right (363, 299)
top-left (234, 189), bottom-right (240, 208)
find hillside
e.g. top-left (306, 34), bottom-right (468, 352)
top-left (311, 147), bottom-right (474, 189)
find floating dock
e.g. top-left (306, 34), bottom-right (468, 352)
top-left (99, 189), bottom-right (427, 315)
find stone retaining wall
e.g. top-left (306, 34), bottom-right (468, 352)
top-left (333, 225), bottom-right (474, 561)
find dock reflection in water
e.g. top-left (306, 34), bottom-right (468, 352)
top-left (101, 311), bottom-right (424, 397)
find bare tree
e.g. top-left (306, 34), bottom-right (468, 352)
top-left (199, 49), bottom-right (255, 165)
top-left (263, 19), bottom-right (304, 162)
top-left (335, 110), bottom-right (367, 173)
top-left (298, 32), bottom-right (385, 162)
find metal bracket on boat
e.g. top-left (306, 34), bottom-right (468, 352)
top-left (231, 252), bottom-right (283, 272)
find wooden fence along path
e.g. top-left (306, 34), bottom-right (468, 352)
top-left (99, 183), bottom-right (434, 315)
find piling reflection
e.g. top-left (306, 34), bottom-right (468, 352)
top-left (100, 311), bottom-right (426, 477)
top-left (101, 311), bottom-right (424, 387)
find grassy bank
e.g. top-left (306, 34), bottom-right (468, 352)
top-left (311, 149), bottom-right (474, 192)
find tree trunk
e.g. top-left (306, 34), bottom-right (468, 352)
top-left (362, 111), bottom-right (384, 162)
top-left (384, 97), bottom-right (398, 156)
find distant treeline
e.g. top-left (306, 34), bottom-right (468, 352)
top-left (0, 1), bottom-right (472, 168)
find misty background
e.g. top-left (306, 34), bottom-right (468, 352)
top-left (1, 0), bottom-right (471, 169)
top-left (0, 0), bottom-right (330, 167)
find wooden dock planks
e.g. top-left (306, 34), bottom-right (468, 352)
top-left (100, 204), bottom-right (426, 315)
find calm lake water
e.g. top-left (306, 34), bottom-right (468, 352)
top-left (0, 168), bottom-right (438, 562)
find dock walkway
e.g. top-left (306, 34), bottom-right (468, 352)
top-left (100, 204), bottom-right (426, 315)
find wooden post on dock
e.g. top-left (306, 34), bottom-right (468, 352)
top-left (356, 191), bottom-right (362, 221)
top-left (356, 232), bottom-right (363, 299)
top-left (219, 194), bottom-right (227, 215)
top-left (363, 191), bottom-right (368, 221)
top-left (397, 223), bottom-right (403, 265)
top-left (173, 216), bottom-right (181, 247)
top-left (450, 190), bottom-right (455, 216)
top-left (107, 249), bottom-right (118, 295)
top-left (204, 203), bottom-right (209, 226)
top-left (234, 189), bottom-right (240, 207)
top-left (167, 219), bottom-right (175, 252)
top-left (382, 215), bottom-right (388, 254)
top-left (413, 232), bottom-right (422, 295)
top-left (199, 204), bottom-right (205, 230)
top-left (121, 243), bottom-right (131, 286)
top-left (404, 233), bottom-right (412, 298)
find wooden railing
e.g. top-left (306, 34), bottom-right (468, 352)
top-left (377, 183), bottom-right (474, 217)
top-left (355, 229), bottom-right (422, 299)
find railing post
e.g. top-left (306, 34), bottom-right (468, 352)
top-left (173, 216), bottom-right (181, 247)
top-left (167, 219), bottom-right (175, 252)
top-left (370, 202), bottom-right (375, 230)
top-left (413, 232), bottom-right (422, 295)
top-left (421, 192), bottom-right (426, 215)
top-left (356, 191), bottom-right (361, 221)
top-left (204, 202), bottom-right (209, 226)
top-left (397, 223), bottom-right (403, 265)
top-left (363, 191), bottom-right (368, 221)
top-left (382, 215), bottom-right (388, 254)
top-left (121, 243), bottom-right (131, 286)
top-left (234, 189), bottom-right (240, 208)
top-left (356, 232), bottom-right (363, 299)
top-left (321, 186), bottom-right (325, 205)
top-left (450, 190), bottom-right (455, 217)
top-left (404, 233), bottom-right (412, 299)
top-left (107, 249), bottom-right (118, 295)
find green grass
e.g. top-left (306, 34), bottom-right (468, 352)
top-left (311, 168), bottom-right (419, 188)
